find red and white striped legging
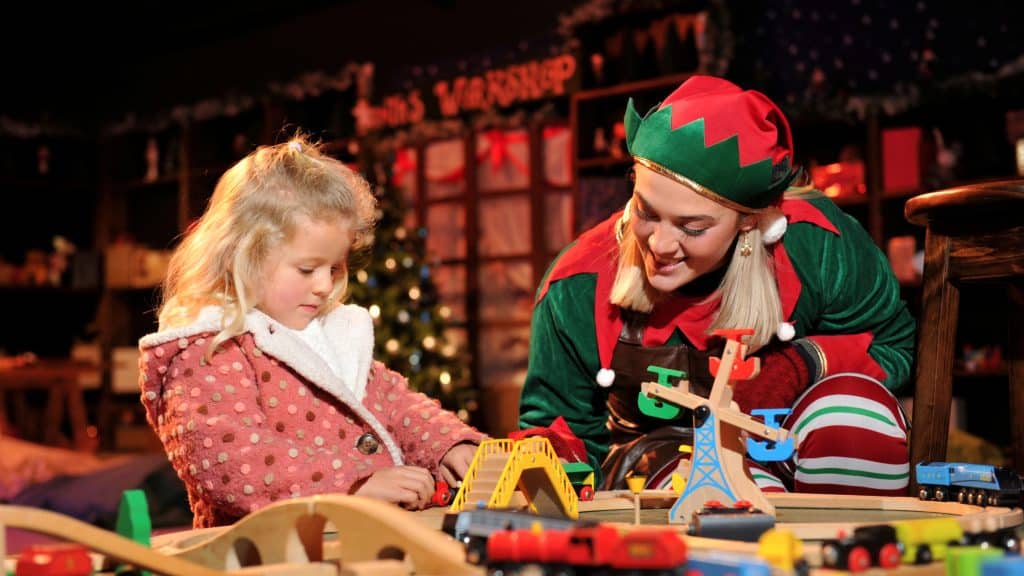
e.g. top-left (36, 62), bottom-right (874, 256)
top-left (748, 372), bottom-right (910, 496)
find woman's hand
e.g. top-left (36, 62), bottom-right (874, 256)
top-left (351, 465), bottom-right (435, 510)
top-left (439, 442), bottom-right (478, 486)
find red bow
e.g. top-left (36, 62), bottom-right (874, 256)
top-left (478, 129), bottom-right (529, 175)
top-left (509, 415), bottom-right (588, 462)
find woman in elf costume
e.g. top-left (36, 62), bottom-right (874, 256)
top-left (519, 76), bottom-right (915, 495)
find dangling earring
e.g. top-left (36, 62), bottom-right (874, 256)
top-left (739, 231), bottom-right (753, 257)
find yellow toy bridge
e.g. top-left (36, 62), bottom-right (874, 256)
top-left (449, 437), bottom-right (579, 519)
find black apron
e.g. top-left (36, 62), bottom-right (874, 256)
top-left (599, 310), bottom-right (718, 489)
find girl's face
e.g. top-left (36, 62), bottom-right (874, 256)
top-left (257, 214), bottom-right (352, 330)
top-left (630, 164), bottom-right (753, 293)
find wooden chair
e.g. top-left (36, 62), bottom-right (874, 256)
top-left (0, 358), bottom-right (94, 450)
top-left (905, 179), bottom-right (1024, 479)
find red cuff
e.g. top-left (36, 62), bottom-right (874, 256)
top-left (806, 333), bottom-right (886, 380)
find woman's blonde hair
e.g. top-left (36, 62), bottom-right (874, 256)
top-left (157, 135), bottom-right (377, 357)
top-left (610, 190), bottom-right (796, 353)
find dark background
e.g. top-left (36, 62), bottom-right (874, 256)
top-left (1, 1), bottom-right (581, 125)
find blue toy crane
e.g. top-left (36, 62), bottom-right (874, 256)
top-left (640, 329), bottom-right (794, 524)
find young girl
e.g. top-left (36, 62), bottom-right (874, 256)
top-left (520, 75), bottom-right (915, 495)
top-left (138, 136), bottom-right (483, 527)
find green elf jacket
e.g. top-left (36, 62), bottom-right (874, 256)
top-left (518, 193), bottom-right (916, 487)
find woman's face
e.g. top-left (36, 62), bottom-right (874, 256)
top-left (629, 163), bottom-right (752, 293)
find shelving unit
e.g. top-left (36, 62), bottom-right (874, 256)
top-left (0, 134), bottom-right (101, 447)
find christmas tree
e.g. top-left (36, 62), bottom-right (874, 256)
top-left (345, 148), bottom-right (476, 422)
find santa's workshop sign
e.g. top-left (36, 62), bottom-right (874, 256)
top-left (354, 53), bottom-right (578, 133)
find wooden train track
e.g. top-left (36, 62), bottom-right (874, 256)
top-left (579, 490), bottom-right (1023, 539)
top-left (1, 505), bottom-right (222, 576)
top-left (3, 495), bottom-right (483, 575)
top-left (6, 490), bottom-right (1021, 574)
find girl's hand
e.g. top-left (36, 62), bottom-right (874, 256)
top-left (351, 465), bottom-right (434, 510)
top-left (439, 442), bottom-right (478, 486)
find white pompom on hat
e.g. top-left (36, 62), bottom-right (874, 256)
top-left (759, 205), bottom-right (788, 245)
top-left (596, 368), bottom-right (616, 388)
top-left (776, 321), bottom-right (795, 342)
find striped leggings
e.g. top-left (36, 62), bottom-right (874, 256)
top-left (749, 372), bottom-right (910, 495)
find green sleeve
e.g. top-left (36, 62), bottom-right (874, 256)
top-left (518, 272), bottom-right (610, 485)
top-left (785, 197), bottom-right (916, 393)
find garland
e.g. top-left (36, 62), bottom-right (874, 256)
top-left (1, 62), bottom-right (372, 139)
top-left (103, 62), bottom-right (372, 136)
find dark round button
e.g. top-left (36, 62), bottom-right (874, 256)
top-left (356, 432), bottom-right (380, 455)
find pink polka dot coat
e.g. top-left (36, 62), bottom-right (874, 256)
top-left (138, 305), bottom-right (483, 527)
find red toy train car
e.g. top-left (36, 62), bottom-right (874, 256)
top-left (487, 524), bottom-right (687, 574)
top-left (15, 543), bottom-right (93, 576)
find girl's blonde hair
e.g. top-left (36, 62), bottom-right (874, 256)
top-left (158, 135), bottom-right (377, 357)
top-left (610, 189), bottom-right (800, 353)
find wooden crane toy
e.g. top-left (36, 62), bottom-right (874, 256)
top-left (640, 328), bottom-right (794, 524)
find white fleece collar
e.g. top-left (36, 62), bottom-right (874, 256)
top-left (140, 305), bottom-right (374, 403)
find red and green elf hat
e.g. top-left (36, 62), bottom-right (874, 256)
top-left (624, 75), bottom-right (798, 212)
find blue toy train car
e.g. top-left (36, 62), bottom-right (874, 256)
top-left (916, 462), bottom-right (1024, 507)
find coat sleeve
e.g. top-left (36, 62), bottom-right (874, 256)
top-left (518, 273), bottom-right (610, 485)
top-left (139, 336), bottom-right (365, 522)
top-left (785, 203), bottom-right (916, 393)
top-left (364, 362), bottom-right (484, 474)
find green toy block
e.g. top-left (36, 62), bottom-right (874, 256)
top-left (115, 489), bottom-right (152, 576)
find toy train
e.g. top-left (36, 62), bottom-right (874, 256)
top-left (441, 508), bottom-right (586, 564)
top-left (821, 523), bottom-right (904, 572)
top-left (432, 481), bottom-right (455, 507)
top-left (820, 516), bottom-right (1024, 573)
top-left (688, 500), bottom-right (776, 542)
top-left (485, 522), bottom-right (772, 576)
top-left (916, 462), bottom-right (1024, 507)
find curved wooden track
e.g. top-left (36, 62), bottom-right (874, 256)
top-left (167, 495), bottom-right (479, 575)
top-left (0, 505), bottom-right (222, 576)
top-left (3, 495), bottom-right (482, 576)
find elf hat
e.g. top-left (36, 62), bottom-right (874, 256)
top-left (624, 75), bottom-right (799, 214)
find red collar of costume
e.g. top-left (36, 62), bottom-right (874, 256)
top-left (536, 198), bottom-right (839, 370)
